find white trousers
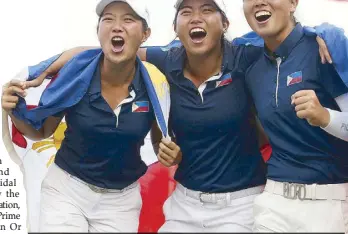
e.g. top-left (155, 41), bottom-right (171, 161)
top-left (253, 179), bottom-right (348, 233)
top-left (39, 163), bottom-right (142, 233)
top-left (159, 183), bottom-right (263, 232)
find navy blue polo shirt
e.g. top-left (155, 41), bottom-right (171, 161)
top-left (55, 60), bottom-right (155, 189)
top-left (245, 24), bottom-right (348, 184)
top-left (147, 41), bottom-right (266, 193)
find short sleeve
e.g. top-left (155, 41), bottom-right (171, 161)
top-left (145, 47), bottom-right (169, 74)
top-left (241, 46), bottom-right (263, 69)
top-left (231, 45), bottom-right (263, 76)
top-left (319, 63), bottom-right (348, 98)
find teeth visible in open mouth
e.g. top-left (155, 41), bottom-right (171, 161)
top-left (112, 36), bottom-right (124, 42)
top-left (111, 36), bottom-right (125, 53)
top-left (190, 28), bottom-right (205, 33)
top-left (190, 28), bottom-right (206, 34)
top-left (255, 11), bottom-right (271, 18)
top-left (189, 28), bottom-right (207, 43)
top-left (255, 10), bottom-right (272, 22)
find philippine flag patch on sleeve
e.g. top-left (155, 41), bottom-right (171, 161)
top-left (132, 101), bottom-right (150, 113)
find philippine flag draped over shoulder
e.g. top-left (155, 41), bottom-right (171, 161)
top-left (3, 49), bottom-right (175, 232)
top-left (3, 23), bottom-right (348, 232)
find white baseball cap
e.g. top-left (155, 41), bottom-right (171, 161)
top-left (174, 0), bottom-right (227, 15)
top-left (96, 0), bottom-right (149, 24)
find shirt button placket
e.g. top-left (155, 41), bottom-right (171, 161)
top-left (272, 94), bottom-right (276, 108)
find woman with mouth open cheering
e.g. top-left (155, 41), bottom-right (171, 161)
top-left (243, 0), bottom-right (348, 232)
top-left (1, 0), bottom-right (181, 232)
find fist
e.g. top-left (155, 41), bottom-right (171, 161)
top-left (157, 138), bottom-right (182, 167)
top-left (291, 90), bottom-right (330, 127)
top-left (1, 80), bottom-right (27, 113)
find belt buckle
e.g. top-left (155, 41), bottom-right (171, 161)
top-left (283, 182), bottom-right (306, 200)
top-left (89, 184), bottom-right (108, 193)
top-left (199, 192), bottom-right (211, 203)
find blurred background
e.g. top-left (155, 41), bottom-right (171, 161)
top-left (0, 0), bottom-right (347, 81)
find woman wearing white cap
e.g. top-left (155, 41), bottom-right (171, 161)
top-left (143, 1), bottom-right (267, 232)
top-left (15, 0), bottom-right (336, 232)
top-left (1, 0), bottom-right (181, 232)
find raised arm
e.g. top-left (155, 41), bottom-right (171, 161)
top-left (2, 80), bottom-right (63, 141)
top-left (25, 46), bottom-right (98, 88)
top-left (24, 47), bottom-right (148, 89)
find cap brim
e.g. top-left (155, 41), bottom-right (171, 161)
top-left (96, 0), bottom-right (149, 24)
top-left (175, 0), bottom-right (225, 13)
top-left (96, 0), bottom-right (127, 16)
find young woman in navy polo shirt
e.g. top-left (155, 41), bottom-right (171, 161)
top-left (1, 0), bottom-right (181, 232)
top-left (139, 0), bottom-right (269, 232)
top-left (143, 0), bottom-right (268, 232)
top-left (243, 0), bottom-right (348, 232)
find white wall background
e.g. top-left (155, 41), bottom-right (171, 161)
top-left (0, 1), bottom-right (347, 233)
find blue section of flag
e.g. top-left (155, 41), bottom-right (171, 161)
top-left (134, 101), bottom-right (149, 107)
top-left (232, 31), bottom-right (264, 47)
top-left (220, 73), bottom-right (232, 81)
top-left (28, 54), bottom-right (62, 80)
top-left (216, 73), bottom-right (233, 88)
top-left (287, 71), bottom-right (303, 86)
top-left (304, 23), bottom-right (348, 87)
top-left (143, 39), bottom-right (182, 52)
top-left (12, 49), bottom-right (169, 138)
top-left (133, 101), bottom-right (150, 113)
top-left (289, 71), bottom-right (302, 79)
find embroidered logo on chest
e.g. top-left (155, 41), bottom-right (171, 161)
top-left (132, 101), bottom-right (149, 113)
top-left (216, 73), bottom-right (233, 88)
top-left (287, 71), bottom-right (303, 86)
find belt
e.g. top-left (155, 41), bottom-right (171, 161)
top-left (70, 175), bottom-right (138, 194)
top-left (265, 179), bottom-right (348, 201)
top-left (177, 184), bottom-right (263, 204)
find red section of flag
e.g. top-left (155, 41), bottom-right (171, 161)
top-left (11, 105), bottom-right (37, 148)
top-left (260, 144), bottom-right (272, 162)
top-left (218, 77), bottom-right (233, 87)
top-left (137, 144), bottom-right (272, 232)
top-left (12, 125), bottom-right (27, 149)
top-left (288, 77), bottom-right (302, 86)
top-left (134, 106), bottom-right (150, 113)
top-left (138, 163), bottom-right (177, 232)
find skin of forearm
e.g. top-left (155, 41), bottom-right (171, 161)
top-left (47, 46), bottom-right (99, 75)
top-left (8, 112), bottom-right (45, 141)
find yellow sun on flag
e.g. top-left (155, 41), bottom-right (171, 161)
top-left (31, 122), bottom-right (67, 168)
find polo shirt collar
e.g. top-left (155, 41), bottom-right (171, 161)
top-left (264, 23), bottom-right (304, 61)
top-left (169, 40), bottom-right (234, 73)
